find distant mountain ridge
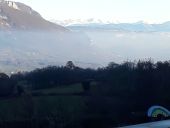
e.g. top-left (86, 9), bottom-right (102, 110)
top-left (0, 0), bottom-right (67, 31)
top-left (67, 22), bottom-right (170, 32)
top-left (52, 19), bottom-right (170, 32)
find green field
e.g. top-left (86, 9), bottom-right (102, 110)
top-left (0, 83), bottom-right (122, 128)
top-left (33, 83), bottom-right (84, 94)
top-left (0, 83), bottom-right (90, 128)
top-left (0, 84), bottom-right (86, 120)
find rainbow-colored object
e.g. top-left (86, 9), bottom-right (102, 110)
top-left (147, 106), bottom-right (170, 118)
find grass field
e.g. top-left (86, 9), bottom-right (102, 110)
top-left (0, 83), bottom-right (124, 128)
top-left (0, 83), bottom-right (88, 128)
top-left (0, 84), bottom-right (85, 117)
top-left (33, 83), bottom-right (84, 94)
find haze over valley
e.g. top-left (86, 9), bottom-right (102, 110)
top-left (1, 0), bottom-right (170, 74)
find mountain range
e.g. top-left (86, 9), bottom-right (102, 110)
top-left (53, 19), bottom-right (170, 32)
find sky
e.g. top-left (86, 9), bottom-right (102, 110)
top-left (14, 0), bottom-right (170, 23)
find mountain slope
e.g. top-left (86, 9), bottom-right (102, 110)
top-left (0, 0), bottom-right (67, 31)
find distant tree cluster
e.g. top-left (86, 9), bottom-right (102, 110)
top-left (1, 60), bottom-right (170, 99)
top-left (14, 65), bottom-right (96, 90)
top-left (96, 60), bottom-right (170, 102)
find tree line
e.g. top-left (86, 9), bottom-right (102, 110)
top-left (1, 60), bottom-right (170, 99)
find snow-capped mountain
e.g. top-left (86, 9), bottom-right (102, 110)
top-left (69, 21), bottom-right (170, 32)
top-left (51, 18), bottom-right (107, 26)
top-left (0, 0), bottom-right (67, 31)
top-left (52, 19), bottom-right (170, 32)
top-left (67, 21), bottom-right (155, 32)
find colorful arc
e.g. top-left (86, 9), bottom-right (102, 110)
top-left (148, 106), bottom-right (170, 118)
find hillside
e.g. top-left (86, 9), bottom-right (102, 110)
top-left (0, 0), bottom-right (67, 31)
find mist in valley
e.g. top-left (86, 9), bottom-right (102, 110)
top-left (1, 30), bottom-right (170, 73)
top-left (82, 30), bottom-right (170, 62)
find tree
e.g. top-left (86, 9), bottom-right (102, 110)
top-left (0, 73), bottom-right (14, 97)
top-left (65, 61), bottom-right (76, 69)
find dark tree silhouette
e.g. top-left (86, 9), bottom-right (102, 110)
top-left (0, 73), bottom-right (14, 97)
top-left (65, 61), bottom-right (76, 69)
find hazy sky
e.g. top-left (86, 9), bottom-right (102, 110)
top-left (14, 0), bottom-right (170, 23)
